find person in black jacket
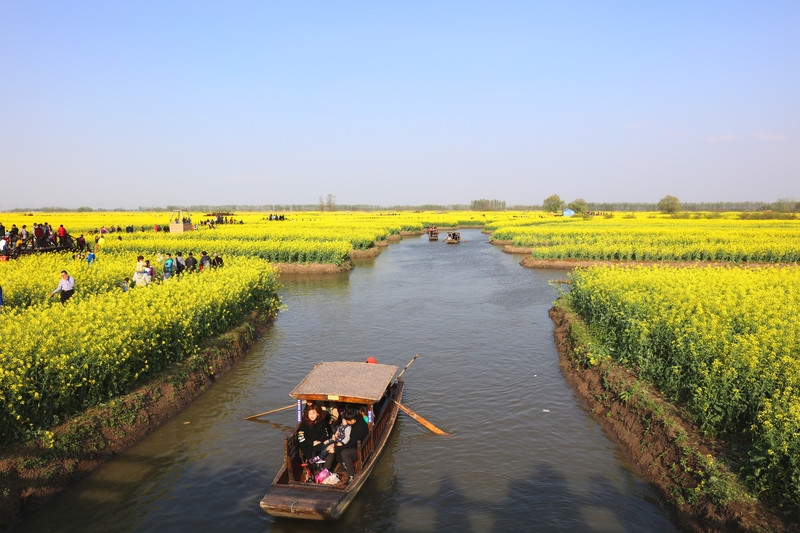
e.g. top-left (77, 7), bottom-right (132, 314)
top-left (199, 251), bottom-right (212, 270)
top-left (184, 252), bottom-right (198, 272)
top-left (323, 407), bottom-right (368, 484)
top-left (297, 404), bottom-right (331, 462)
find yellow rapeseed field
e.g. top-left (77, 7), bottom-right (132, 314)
top-left (567, 265), bottom-right (800, 509)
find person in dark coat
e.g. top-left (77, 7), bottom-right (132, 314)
top-left (297, 404), bottom-right (331, 462)
top-left (184, 252), bottom-right (198, 272)
top-left (323, 407), bottom-right (368, 484)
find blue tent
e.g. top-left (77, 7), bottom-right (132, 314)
top-left (562, 209), bottom-right (575, 217)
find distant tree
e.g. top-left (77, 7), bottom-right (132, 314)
top-left (567, 198), bottom-right (589, 214)
top-left (76, 206), bottom-right (94, 212)
top-left (658, 195), bottom-right (681, 214)
top-left (470, 199), bottom-right (506, 211)
top-left (543, 195), bottom-right (564, 213)
top-left (318, 196), bottom-right (325, 212)
top-left (325, 193), bottom-right (337, 212)
top-left (772, 197), bottom-right (798, 213)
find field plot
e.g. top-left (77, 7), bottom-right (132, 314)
top-left (566, 265), bottom-right (800, 511)
top-left (0, 258), bottom-right (282, 443)
top-left (491, 216), bottom-right (800, 263)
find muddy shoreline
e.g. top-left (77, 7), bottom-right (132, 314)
top-left (550, 302), bottom-right (791, 532)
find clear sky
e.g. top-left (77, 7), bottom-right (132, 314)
top-left (1, 2), bottom-right (798, 209)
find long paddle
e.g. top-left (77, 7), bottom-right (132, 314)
top-left (393, 353), bottom-right (419, 385)
top-left (243, 404), bottom-right (295, 421)
top-left (393, 399), bottom-right (451, 436)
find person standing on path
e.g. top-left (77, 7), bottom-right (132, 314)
top-left (50, 270), bottom-right (75, 304)
top-left (133, 255), bottom-right (150, 286)
top-left (175, 252), bottom-right (186, 276)
top-left (184, 252), bottom-right (197, 272)
top-left (163, 253), bottom-right (175, 280)
top-left (199, 251), bottom-right (211, 270)
top-left (57, 224), bottom-right (67, 246)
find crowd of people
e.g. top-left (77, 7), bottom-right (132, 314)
top-left (294, 357), bottom-right (381, 486)
top-left (9, 249), bottom-right (228, 310)
top-left (0, 221), bottom-right (134, 258)
top-left (297, 402), bottom-right (369, 487)
top-left (202, 212), bottom-right (242, 226)
top-left (130, 251), bottom-right (223, 287)
top-left (0, 221), bottom-right (74, 256)
top-left (1, 218), bottom-right (231, 310)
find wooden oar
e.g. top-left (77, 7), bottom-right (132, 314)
top-left (242, 404), bottom-right (295, 421)
top-left (393, 353), bottom-right (419, 385)
top-left (393, 399), bottom-right (451, 436)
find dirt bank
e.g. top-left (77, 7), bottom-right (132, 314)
top-left (350, 247), bottom-right (384, 259)
top-left (273, 261), bottom-right (353, 274)
top-left (0, 312), bottom-right (276, 531)
top-left (488, 240), bottom-right (533, 254)
top-left (550, 302), bottom-right (791, 532)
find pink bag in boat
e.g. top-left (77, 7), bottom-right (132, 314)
top-left (315, 468), bottom-right (331, 483)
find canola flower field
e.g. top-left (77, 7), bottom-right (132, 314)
top-left (0, 257), bottom-right (282, 444)
top-left (566, 265), bottom-right (800, 510)
top-left (491, 215), bottom-right (800, 263)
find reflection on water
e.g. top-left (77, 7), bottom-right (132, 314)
top-left (15, 230), bottom-right (676, 532)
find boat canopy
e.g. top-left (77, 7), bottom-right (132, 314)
top-left (290, 362), bottom-right (398, 404)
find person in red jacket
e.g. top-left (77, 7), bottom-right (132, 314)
top-left (57, 224), bottom-right (67, 246)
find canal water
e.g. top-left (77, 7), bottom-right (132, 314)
top-left (15, 229), bottom-right (676, 532)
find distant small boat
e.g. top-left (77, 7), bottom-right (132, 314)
top-left (443, 232), bottom-right (462, 244)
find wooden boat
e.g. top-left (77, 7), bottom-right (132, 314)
top-left (260, 361), bottom-right (403, 520)
top-left (428, 232), bottom-right (439, 241)
top-left (444, 232), bottom-right (462, 244)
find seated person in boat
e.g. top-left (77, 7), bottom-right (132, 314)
top-left (297, 404), bottom-right (331, 462)
top-left (303, 399), bottom-right (330, 423)
top-left (323, 402), bottom-right (341, 428)
top-left (322, 408), bottom-right (369, 482)
top-left (309, 406), bottom-right (355, 463)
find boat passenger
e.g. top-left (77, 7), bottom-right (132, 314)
top-left (310, 409), bottom-right (354, 463)
top-left (322, 402), bottom-right (341, 428)
top-left (297, 404), bottom-right (331, 463)
top-left (322, 408), bottom-right (368, 484)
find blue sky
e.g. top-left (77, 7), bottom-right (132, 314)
top-left (2, 2), bottom-right (798, 209)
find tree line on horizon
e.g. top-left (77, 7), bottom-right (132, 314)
top-left (5, 198), bottom-right (798, 214)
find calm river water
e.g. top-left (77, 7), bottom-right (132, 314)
top-left (16, 229), bottom-right (676, 532)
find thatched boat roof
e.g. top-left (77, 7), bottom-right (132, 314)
top-left (290, 362), bottom-right (398, 404)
